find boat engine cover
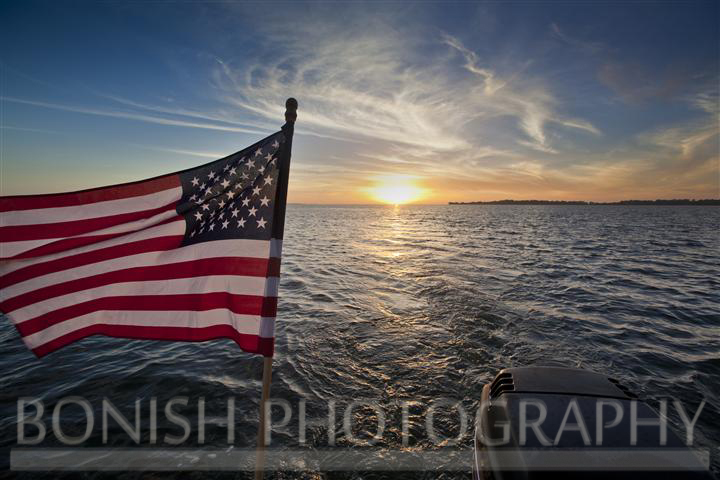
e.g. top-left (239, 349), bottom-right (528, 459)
top-left (473, 367), bottom-right (712, 480)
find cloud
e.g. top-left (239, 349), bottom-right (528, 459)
top-left (0, 125), bottom-right (61, 135)
top-left (640, 121), bottom-right (719, 173)
top-left (690, 90), bottom-right (719, 115)
top-left (634, 85), bottom-right (719, 191)
top-left (0, 96), bottom-right (269, 135)
top-left (210, 20), bottom-right (600, 160)
top-left (441, 34), bottom-right (507, 95)
top-left (214, 51), bottom-right (472, 152)
top-left (128, 144), bottom-right (225, 159)
top-left (550, 23), bottom-right (604, 53)
top-left (99, 93), bottom-right (277, 132)
top-left (442, 34), bottom-right (601, 151)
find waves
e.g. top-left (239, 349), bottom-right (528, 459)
top-left (1, 204), bottom-right (718, 477)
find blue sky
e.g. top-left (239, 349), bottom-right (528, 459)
top-left (1, 1), bottom-right (718, 202)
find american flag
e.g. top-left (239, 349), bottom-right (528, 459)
top-left (0, 126), bottom-right (293, 358)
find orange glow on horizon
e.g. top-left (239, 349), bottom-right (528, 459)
top-left (366, 175), bottom-right (429, 205)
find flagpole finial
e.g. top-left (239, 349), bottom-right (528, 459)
top-left (285, 98), bottom-right (298, 124)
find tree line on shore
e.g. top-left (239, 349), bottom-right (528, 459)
top-left (448, 199), bottom-right (720, 205)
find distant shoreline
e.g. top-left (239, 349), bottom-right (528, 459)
top-left (448, 199), bottom-right (720, 205)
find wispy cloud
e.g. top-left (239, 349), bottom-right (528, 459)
top-left (441, 34), bottom-right (508, 95)
top-left (690, 90), bottom-right (719, 115)
top-left (1, 96), bottom-right (268, 135)
top-left (640, 121), bottom-right (718, 171)
top-left (443, 34), bottom-right (601, 152)
top-left (0, 125), bottom-right (61, 135)
top-left (550, 23), bottom-right (604, 53)
top-left (210, 18), bottom-right (474, 152)
top-left (128, 144), bottom-right (225, 159)
top-left (98, 93), bottom-right (283, 133)
top-left (210, 18), bottom-right (601, 161)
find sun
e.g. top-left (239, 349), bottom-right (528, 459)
top-left (367, 175), bottom-right (428, 205)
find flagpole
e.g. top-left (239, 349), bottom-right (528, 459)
top-left (255, 355), bottom-right (273, 480)
top-left (255, 98), bottom-right (297, 480)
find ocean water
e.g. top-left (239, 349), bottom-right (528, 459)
top-left (1, 204), bottom-right (719, 478)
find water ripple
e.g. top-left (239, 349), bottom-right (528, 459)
top-left (1, 205), bottom-right (719, 478)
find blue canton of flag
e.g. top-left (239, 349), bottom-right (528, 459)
top-left (178, 132), bottom-right (286, 244)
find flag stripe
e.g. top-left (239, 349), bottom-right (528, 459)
top-left (0, 216), bottom-right (183, 259)
top-left (15, 292), bottom-right (278, 336)
top-left (0, 236), bottom-right (182, 290)
top-left (24, 310), bottom-right (275, 350)
top-left (1, 257), bottom-right (281, 313)
top-left (31, 323), bottom-right (275, 358)
top-left (0, 238), bottom-right (281, 289)
top-left (0, 186), bottom-right (182, 227)
top-left (1, 238), bottom-right (278, 296)
top-left (72, 207), bottom-right (180, 237)
top-left (0, 201), bottom-right (178, 241)
top-left (0, 220), bottom-right (188, 276)
top-left (11, 275), bottom-right (280, 325)
top-left (0, 174), bottom-right (180, 212)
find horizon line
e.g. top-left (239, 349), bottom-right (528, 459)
top-left (288, 198), bottom-right (720, 206)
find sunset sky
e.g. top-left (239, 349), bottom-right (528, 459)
top-left (1, 1), bottom-right (718, 203)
